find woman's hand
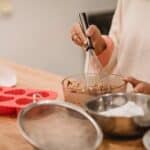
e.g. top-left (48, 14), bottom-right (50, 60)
top-left (124, 76), bottom-right (150, 94)
top-left (70, 23), bottom-right (106, 55)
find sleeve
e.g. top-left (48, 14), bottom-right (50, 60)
top-left (104, 0), bottom-right (123, 74)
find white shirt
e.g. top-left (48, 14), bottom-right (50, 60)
top-left (107, 0), bottom-right (150, 82)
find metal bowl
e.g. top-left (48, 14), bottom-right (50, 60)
top-left (85, 93), bottom-right (150, 137)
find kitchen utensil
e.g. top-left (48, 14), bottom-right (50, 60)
top-left (18, 100), bottom-right (103, 150)
top-left (85, 93), bottom-right (150, 137)
top-left (0, 86), bottom-right (57, 115)
top-left (79, 12), bottom-right (108, 87)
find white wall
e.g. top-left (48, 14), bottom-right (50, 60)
top-left (0, 0), bottom-right (117, 75)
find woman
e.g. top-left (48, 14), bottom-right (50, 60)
top-left (70, 0), bottom-right (150, 94)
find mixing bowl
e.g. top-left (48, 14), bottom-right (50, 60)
top-left (85, 93), bottom-right (150, 137)
top-left (62, 74), bottom-right (126, 107)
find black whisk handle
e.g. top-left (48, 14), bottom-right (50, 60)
top-left (79, 12), bottom-right (94, 50)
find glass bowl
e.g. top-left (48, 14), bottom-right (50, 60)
top-left (62, 74), bottom-right (126, 107)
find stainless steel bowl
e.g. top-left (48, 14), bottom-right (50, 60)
top-left (85, 93), bottom-right (150, 137)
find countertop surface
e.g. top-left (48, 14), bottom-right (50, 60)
top-left (0, 59), bottom-right (145, 150)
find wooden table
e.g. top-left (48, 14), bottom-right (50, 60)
top-left (0, 59), bottom-right (146, 150)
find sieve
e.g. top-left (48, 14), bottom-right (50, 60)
top-left (17, 98), bottom-right (103, 150)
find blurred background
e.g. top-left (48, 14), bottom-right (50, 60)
top-left (0, 0), bottom-right (117, 75)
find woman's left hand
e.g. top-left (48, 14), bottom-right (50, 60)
top-left (124, 76), bottom-right (150, 94)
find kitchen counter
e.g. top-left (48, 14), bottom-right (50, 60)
top-left (0, 59), bottom-right (145, 150)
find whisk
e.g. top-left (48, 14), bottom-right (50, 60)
top-left (79, 12), bottom-right (108, 87)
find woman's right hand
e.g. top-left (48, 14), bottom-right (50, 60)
top-left (70, 23), bottom-right (106, 55)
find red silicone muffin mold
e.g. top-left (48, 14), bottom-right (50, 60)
top-left (0, 86), bottom-right (57, 115)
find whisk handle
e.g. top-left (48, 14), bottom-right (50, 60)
top-left (79, 12), bottom-right (94, 50)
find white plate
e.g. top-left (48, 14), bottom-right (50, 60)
top-left (0, 65), bottom-right (17, 87)
top-left (143, 130), bottom-right (150, 150)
